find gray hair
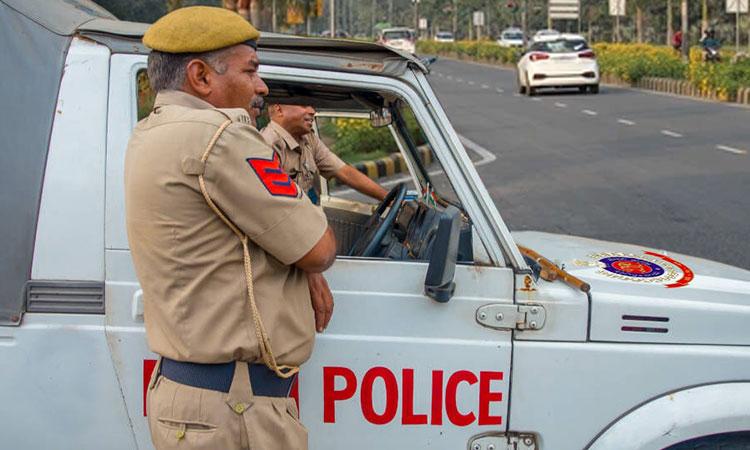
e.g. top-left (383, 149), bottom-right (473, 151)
top-left (146, 47), bottom-right (233, 92)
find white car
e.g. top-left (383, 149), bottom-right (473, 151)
top-left (497, 28), bottom-right (524, 47)
top-left (378, 27), bottom-right (416, 54)
top-left (531, 29), bottom-right (561, 42)
top-left (434, 31), bottom-right (455, 43)
top-left (517, 34), bottom-right (600, 95)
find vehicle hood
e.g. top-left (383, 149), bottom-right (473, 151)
top-left (512, 231), bottom-right (750, 345)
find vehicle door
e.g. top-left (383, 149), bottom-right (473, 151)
top-left (299, 85), bottom-right (515, 448)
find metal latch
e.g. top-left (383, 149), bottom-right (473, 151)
top-left (470, 432), bottom-right (538, 450)
top-left (476, 304), bottom-right (546, 330)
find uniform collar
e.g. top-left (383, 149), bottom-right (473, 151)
top-left (268, 120), bottom-right (302, 153)
top-left (154, 90), bottom-right (216, 110)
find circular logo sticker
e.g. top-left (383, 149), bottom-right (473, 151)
top-left (599, 257), bottom-right (665, 278)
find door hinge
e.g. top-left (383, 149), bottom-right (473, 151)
top-left (475, 303), bottom-right (546, 331)
top-left (470, 432), bottom-right (538, 450)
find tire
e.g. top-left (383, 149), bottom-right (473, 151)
top-left (517, 73), bottom-right (526, 94)
top-left (526, 76), bottom-right (536, 96)
top-left (665, 431), bottom-right (750, 450)
top-left (579, 85), bottom-right (588, 94)
top-left (590, 84), bottom-right (600, 94)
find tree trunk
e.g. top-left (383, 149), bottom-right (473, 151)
top-left (452, 0), bottom-right (457, 38)
top-left (680, 0), bottom-right (688, 60)
top-left (249, 0), bottom-right (260, 26)
top-left (701, 0), bottom-right (708, 36)
top-left (636, 7), bottom-right (643, 43)
top-left (166, 0), bottom-right (182, 12)
top-left (666, 0), bottom-right (673, 46)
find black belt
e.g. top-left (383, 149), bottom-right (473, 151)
top-left (160, 358), bottom-right (296, 397)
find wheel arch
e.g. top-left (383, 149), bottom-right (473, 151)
top-left (586, 382), bottom-right (750, 450)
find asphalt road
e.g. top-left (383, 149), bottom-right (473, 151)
top-left (426, 58), bottom-right (750, 269)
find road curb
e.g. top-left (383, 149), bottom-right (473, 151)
top-left (332, 146), bottom-right (433, 186)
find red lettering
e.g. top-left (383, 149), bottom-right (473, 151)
top-left (445, 370), bottom-right (478, 426)
top-left (143, 359), bottom-right (157, 416)
top-left (361, 367), bottom-right (399, 425)
top-left (478, 371), bottom-right (503, 425)
top-left (430, 370), bottom-right (444, 425)
top-left (323, 367), bottom-right (357, 423)
top-left (401, 369), bottom-right (428, 425)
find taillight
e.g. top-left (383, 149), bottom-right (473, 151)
top-left (579, 50), bottom-right (596, 59)
top-left (530, 52), bottom-right (550, 62)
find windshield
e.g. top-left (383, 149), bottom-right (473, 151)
top-left (436, 32), bottom-right (453, 38)
top-left (503, 32), bottom-right (523, 40)
top-left (531, 39), bottom-right (588, 53)
top-left (383, 30), bottom-right (411, 40)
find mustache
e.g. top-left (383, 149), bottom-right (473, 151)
top-left (250, 97), bottom-right (265, 110)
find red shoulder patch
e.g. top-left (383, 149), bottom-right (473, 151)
top-left (246, 153), bottom-right (299, 198)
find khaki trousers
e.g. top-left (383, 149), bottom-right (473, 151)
top-left (147, 359), bottom-right (307, 450)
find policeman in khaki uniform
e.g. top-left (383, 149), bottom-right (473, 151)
top-left (261, 104), bottom-right (388, 204)
top-left (124, 7), bottom-right (337, 450)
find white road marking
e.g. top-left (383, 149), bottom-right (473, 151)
top-left (617, 118), bottom-right (635, 125)
top-left (496, 88), bottom-right (505, 93)
top-left (513, 93), bottom-right (522, 97)
top-left (530, 97), bottom-right (542, 102)
top-left (716, 145), bottom-right (748, 155)
top-left (481, 84), bottom-right (489, 89)
top-left (661, 130), bottom-right (683, 138)
top-left (456, 78), bottom-right (464, 82)
top-left (334, 134), bottom-right (497, 195)
top-left (468, 81), bottom-right (476, 85)
top-left (554, 102), bottom-right (567, 108)
top-left (582, 109), bottom-right (598, 116)
top-left (446, 75), bottom-right (453, 80)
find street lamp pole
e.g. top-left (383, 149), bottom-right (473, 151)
top-left (413, 0), bottom-right (420, 38)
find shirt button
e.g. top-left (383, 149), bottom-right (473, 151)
top-left (234, 403), bottom-right (246, 414)
top-left (176, 429), bottom-right (185, 440)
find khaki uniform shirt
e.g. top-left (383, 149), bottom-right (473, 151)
top-left (260, 121), bottom-right (345, 200)
top-left (124, 90), bottom-right (327, 366)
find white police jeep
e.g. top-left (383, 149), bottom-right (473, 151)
top-left (1, 1), bottom-right (750, 449)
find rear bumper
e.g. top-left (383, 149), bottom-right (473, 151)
top-left (528, 73), bottom-right (600, 88)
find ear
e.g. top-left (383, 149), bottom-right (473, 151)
top-left (184, 59), bottom-right (213, 97)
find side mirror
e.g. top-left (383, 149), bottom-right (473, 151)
top-left (420, 56), bottom-right (438, 67)
top-left (424, 206), bottom-right (460, 303)
top-left (370, 108), bottom-right (393, 128)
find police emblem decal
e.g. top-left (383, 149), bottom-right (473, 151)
top-left (599, 256), bottom-right (665, 278)
top-left (586, 251), bottom-right (694, 288)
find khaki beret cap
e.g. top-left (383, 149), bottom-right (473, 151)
top-left (143, 6), bottom-right (260, 53)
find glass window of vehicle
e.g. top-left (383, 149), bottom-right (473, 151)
top-left (503, 31), bottom-right (523, 40)
top-left (531, 39), bottom-right (589, 53)
top-left (383, 30), bottom-right (412, 40)
top-left (436, 32), bottom-right (453, 39)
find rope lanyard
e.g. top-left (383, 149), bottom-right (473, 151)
top-left (196, 121), bottom-right (299, 379)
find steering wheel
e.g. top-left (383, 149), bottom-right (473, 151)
top-left (348, 183), bottom-right (408, 257)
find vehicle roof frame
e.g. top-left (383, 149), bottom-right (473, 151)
top-left (258, 63), bottom-right (525, 269)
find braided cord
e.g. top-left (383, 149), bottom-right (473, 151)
top-left (196, 121), bottom-right (299, 379)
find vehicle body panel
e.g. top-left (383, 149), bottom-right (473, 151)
top-left (510, 341), bottom-right (750, 450)
top-left (514, 231), bottom-right (750, 346)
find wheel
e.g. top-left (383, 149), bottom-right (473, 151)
top-left (579, 85), bottom-right (588, 93)
top-left (518, 77), bottom-right (526, 94)
top-left (590, 84), bottom-right (599, 94)
top-left (525, 76), bottom-right (536, 96)
top-left (665, 431), bottom-right (750, 450)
